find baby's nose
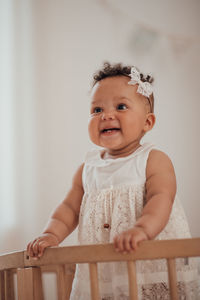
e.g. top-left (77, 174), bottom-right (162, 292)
top-left (101, 110), bottom-right (115, 120)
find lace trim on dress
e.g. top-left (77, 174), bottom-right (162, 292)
top-left (84, 143), bottom-right (155, 167)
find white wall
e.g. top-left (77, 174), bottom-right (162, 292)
top-left (1, 0), bottom-right (199, 255)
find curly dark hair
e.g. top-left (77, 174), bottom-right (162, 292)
top-left (92, 62), bottom-right (154, 113)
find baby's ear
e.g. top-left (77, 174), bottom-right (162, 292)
top-left (144, 113), bottom-right (156, 132)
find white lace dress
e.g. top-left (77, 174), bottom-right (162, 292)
top-left (70, 143), bottom-right (199, 300)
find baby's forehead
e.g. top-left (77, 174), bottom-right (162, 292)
top-left (91, 95), bottom-right (132, 106)
top-left (91, 76), bottom-right (138, 98)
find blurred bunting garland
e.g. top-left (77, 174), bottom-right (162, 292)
top-left (100, 0), bottom-right (199, 58)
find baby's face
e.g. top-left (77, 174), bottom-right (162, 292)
top-left (88, 76), bottom-right (154, 157)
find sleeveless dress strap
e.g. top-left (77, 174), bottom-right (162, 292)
top-left (135, 143), bottom-right (156, 181)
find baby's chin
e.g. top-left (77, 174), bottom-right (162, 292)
top-left (91, 142), bottom-right (123, 154)
top-left (90, 138), bottom-right (122, 150)
top-left (98, 143), bottom-right (124, 152)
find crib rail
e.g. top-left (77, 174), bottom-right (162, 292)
top-left (0, 238), bottom-right (200, 300)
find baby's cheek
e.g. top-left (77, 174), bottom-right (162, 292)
top-left (88, 119), bottom-right (98, 142)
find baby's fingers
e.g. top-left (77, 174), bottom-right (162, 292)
top-left (114, 235), bottom-right (126, 253)
top-left (129, 232), bottom-right (148, 251)
top-left (37, 240), bottom-right (50, 257)
top-left (130, 237), bottom-right (138, 251)
top-left (124, 235), bottom-right (134, 252)
top-left (27, 239), bottom-right (39, 257)
top-left (32, 239), bottom-right (41, 257)
top-left (27, 241), bottom-right (34, 257)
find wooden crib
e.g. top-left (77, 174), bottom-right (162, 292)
top-left (0, 238), bottom-right (200, 300)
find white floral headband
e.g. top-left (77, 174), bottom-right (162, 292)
top-left (128, 67), bottom-right (153, 98)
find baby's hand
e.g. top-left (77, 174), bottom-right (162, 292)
top-left (27, 233), bottom-right (59, 259)
top-left (113, 226), bottom-right (148, 253)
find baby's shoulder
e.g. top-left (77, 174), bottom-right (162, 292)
top-left (147, 149), bottom-right (175, 174)
top-left (148, 149), bottom-right (173, 162)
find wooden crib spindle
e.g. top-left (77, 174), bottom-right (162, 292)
top-left (127, 261), bottom-right (138, 300)
top-left (17, 267), bottom-right (44, 300)
top-left (167, 258), bottom-right (178, 300)
top-left (4, 270), bottom-right (14, 300)
top-left (0, 271), bottom-right (5, 300)
top-left (0, 270), bottom-right (15, 300)
top-left (89, 263), bottom-right (100, 300)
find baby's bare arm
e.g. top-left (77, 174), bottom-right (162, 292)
top-left (114, 150), bottom-right (176, 252)
top-left (136, 150), bottom-right (176, 238)
top-left (27, 163), bottom-right (84, 257)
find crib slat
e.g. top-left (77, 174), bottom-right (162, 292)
top-left (56, 265), bottom-right (68, 300)
top-left (89, 263), bottom-right (100, 300)
top-left (17, 267), bottom-right (44, 300)
top-left (64, 264), bottom-right (76, 299)
top-left (0, 271), bottom-right (5, 300)
top-left (4, 270), bottom-right (14, 300)
top-left (167, 258), bottom-right (178, 300)
top-left (127, 261), bottom-right (138, 300)
top-left (41, 264), bottom-right (75, 300)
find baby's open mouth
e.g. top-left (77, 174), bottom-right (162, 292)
top-left (101, 128), bottom-right (120, 133)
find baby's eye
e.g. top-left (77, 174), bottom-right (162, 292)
top-left (117, 103), bottom-right (127, 110)
top-left (92, 107), bottom-right (103, 114)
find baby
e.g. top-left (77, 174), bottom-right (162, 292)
top-left (27, 62), bottom-right (198, 299)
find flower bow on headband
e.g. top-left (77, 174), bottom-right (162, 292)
top-left (128, 67), bottom-right (153, 98)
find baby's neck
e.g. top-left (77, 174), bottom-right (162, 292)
top-left (103, 142), bottom-right (141, 159)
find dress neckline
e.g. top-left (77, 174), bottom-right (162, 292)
top-left (102, 144), bottom-right (142, 160)
top-left (85, 142), bottom-right (155, 167)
